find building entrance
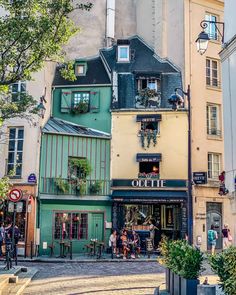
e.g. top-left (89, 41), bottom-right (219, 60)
top-left (207, 202), bottom-right (222, 250)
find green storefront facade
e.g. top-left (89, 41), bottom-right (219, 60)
top-left (38, 56), bottom-right (112, 255)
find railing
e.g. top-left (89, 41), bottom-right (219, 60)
top-left (40, 177), bottom-right (111, 196)
top-left (206, 78), bottom-right (221, 89)
top-left (135, 92), bottom-right (161, 109)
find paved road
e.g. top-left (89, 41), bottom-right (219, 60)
top-left (23, 262), bottom-right (165, 295)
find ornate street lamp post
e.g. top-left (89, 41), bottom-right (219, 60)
top-left (196, 20), bottom-right (225, 54)
top-left (169, 85), bottom-right (193, 244)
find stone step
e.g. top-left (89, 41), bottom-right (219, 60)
top-left (2, 268), bottom-right (38, 295)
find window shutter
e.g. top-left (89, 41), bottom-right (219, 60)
top-left (61, 89), bottom-right (72, 113)
top-left (90, 91), bottom-right (100, 113)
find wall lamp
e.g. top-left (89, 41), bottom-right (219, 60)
top-left (196, 20), bottom-right (225, 55)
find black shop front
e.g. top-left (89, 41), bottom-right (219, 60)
top-left (111, 179), bottom-right (188, 247)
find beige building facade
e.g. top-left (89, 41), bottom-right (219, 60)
top-left (135, 0), bottom-right (232, 250)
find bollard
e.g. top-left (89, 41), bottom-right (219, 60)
top-left (30, 241), bottom-right (33, 259)
top-left (197, 285), bottom-right (216, 295)
top-left (70, 241), bottom-right (72, 260)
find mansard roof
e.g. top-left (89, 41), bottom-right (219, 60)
top-left (100, 36), bottom-right (179, 74)
top-left (53, 56), bottom-right (111, 87)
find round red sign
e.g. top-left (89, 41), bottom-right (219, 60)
top-left (8, 189), bottom-right (23, 203)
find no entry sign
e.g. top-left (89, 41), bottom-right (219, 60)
top-left (8, 189), bottom-right (23, 203)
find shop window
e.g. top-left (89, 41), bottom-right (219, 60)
top-left (7, 127), bottom-right (24, 177)
top-left (54, 212), bottom-right (88, 240)
top-left (138, 162), bottom-right (160, 178)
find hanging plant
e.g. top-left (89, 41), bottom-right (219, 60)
top-left (55, 177), bottom-right (70, 193)
top-left (140, 130), bottom-right (145, 148)
top-left (90, 181), bottom-right (102, 194)
top-left (153, 130), bottom-right (157, 146)
top-left (69, 158), bottom-right (91, 180)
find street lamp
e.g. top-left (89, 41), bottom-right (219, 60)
top-left (169, 85), bottom-right (193, 244)
top-left (37, 99), bottom-right (46, 119)
top-left (196, 20), bottom-right (225, 54)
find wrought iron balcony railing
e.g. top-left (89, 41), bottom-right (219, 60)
top-left (40, 177), bottom-right (111, 196)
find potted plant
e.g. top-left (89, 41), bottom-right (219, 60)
top-left (78, 180), bottom-right (87, 195)
top-left (209, 246), bottom-right (236, 295)
top-left (179, 242), bottom-right (203, 295)
top-left (71, 101), bottom-right (89, 114)
top-left (158, 236), bottom-right (172, 293)
top-left (90, 181), bottom-right (102, 194)
top-left (55, 177), bottom-right (69, 193)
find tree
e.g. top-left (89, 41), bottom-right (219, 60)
top-left (0, 0), bottom-right (93, 124)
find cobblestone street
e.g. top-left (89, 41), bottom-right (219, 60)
top-left (23, 262), bottom-right (165, 295)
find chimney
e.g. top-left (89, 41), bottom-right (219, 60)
top-left (106, 0), bottom-right (115, 47)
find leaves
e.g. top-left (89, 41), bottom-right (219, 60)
top-left (0, 176), bottom-right (11, 201)
top-left (0, 1), bottom-right (93, 121)
top-left (209, 246), bottom-right (236, 295)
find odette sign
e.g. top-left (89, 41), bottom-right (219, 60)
top-left (131, 179), bottom-right (165, 188)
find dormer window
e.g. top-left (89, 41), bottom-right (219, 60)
top-left (117, 45), bottom-right (130, 62)
top-left (75, 62), bottom-right (87, 76)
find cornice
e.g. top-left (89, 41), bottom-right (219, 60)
top-left (220, 35), bottom-right (236, 61)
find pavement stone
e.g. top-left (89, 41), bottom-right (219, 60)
top-left (8, 261), bottom-right (223, 295)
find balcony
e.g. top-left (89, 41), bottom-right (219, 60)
top-left (40, 177), bottom-right (111, 196)
top-left (207, 128), bottom-right (222, 137)
top-left (135, 89), bottom-right (161, 109)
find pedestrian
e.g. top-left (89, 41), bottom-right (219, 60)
top-left (208, 224), bottom-right (218, 255)
top-left (222, 224), bottom-right (232, 249)
top-left (0, 223), bottom-right (5, 257)
top-left (109, 229), bottom-right (118, 257)
top-left (7, 223), bottom-right (20, 257)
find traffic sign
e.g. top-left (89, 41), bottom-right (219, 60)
top-left (8, 189), bottom-right (23, 203)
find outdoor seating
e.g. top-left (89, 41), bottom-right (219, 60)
top-left (85, 243), bottom-right (94, 256)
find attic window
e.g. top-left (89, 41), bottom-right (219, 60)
top-left (75, 63), bottom-right (87, 76)
top-left (118, 45), bottom-right (130, 62)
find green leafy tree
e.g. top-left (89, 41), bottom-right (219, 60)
top-left (0, 0), bottom-right (93, 123)
top-left (0, 176), bottom-right (11, 204)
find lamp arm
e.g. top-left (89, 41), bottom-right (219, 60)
top-left (174, 87), bottom-right (188, 97)
top-left (200, 20), bottom-right (225, 43)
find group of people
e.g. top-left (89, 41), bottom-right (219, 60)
top-left (208, 223), bottom-right (232, 254)
top-left (0, 222), bottom-right (21, 257)
top-left (109, 229), bottom-right (141, 259)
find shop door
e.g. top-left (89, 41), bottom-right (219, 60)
top-left (206, 202), bottom-right (222, 250)
top-left (91, 213), bottom-right (104, 241)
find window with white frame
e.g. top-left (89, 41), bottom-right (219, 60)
top-left (72, 92), bottom-right (90, 113)
top-left (205, 13), bottom-right (218, 40)
top-left (208, 153), bottom-right (221, 179)
top-left (137, 78), bottom-right (161, 92)
top-left (207, 104), bottom-right (221, 136)
top-left (117, 45), bottom-right (130, 62)
top-left (11, 81), bottom-right (26, 102)
top-left (7, 127), bottom-right (24, 177)
top-left (206, 59), bottom-right (220, 87)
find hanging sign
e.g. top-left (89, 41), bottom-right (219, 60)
top-left (8, 189), bottom-right (23, 203)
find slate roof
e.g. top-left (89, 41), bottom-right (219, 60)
top-left (42, 117), bottom-right (111, 139)
top-left (100, 36), bottom-right (179, 74)
top-left (53, 56), bottom-right (111, 86)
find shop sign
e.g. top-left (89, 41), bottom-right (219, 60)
top-left (28, 173), bottom-right (37, 184)
top-left (193, 172), bottom-right (207, 185)
top-left (112, 179), bottom-right (187, 188)
top-left (132, 179), bottom-right (165, 188)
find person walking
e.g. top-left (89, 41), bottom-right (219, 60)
top-left (208, 224), bottom-right (218, 255)
top-left (0, 223), bottom-right (5, 257)
top-left (222, 224), bottom-right (232, 249)
top-left (109, 229), bottom-right (118, 257)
